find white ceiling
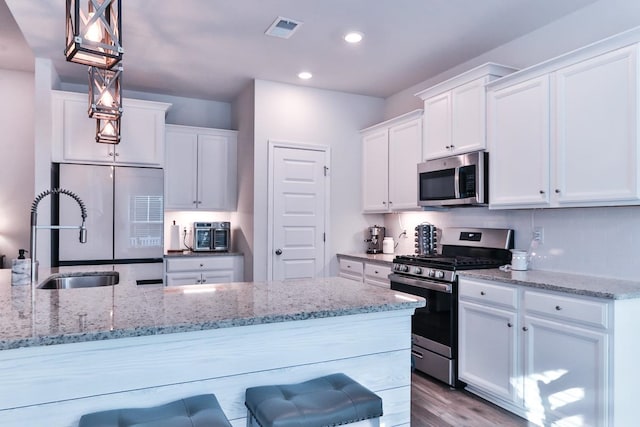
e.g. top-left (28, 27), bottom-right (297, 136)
top-left (2, 0), bottom-right (599, 102)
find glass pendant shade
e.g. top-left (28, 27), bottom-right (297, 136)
top-left (65, 0), bottom-right (123, 69)
top-left (88, 65), bottom-right (122, 119)
top-left (95, 117), bottom-right (121, 144)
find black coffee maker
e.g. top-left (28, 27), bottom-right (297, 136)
top-left (365, 225), bottom-right (385, 254)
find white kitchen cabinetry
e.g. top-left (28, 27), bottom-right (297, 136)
top-left (338, 257), bottom-right (391, 288)
top-left (164, 125), bottom-right (238, 211)
top-left (459, 277), bottom-right (609, 426)
top-left (338, 258), bottom-right (364, 282)
top-left (416, 63), bottom-right (517, 160)
top-left (489, 43), bottom-right (640, 209)
top-left (361, 110), bottom-right (422, 213)
top-left (164, 255), bottom-right (243, 286)
top-left (51, 90), bottom-right (171, 167)
top-left (363, 263), bottom-right (392, 289)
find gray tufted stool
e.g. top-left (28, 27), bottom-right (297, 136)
top-left (245, 373), bottom-right (383, 427)
top-left (78, 394), bottom-right (232, 427)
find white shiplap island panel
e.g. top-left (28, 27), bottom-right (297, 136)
top-left (0, 267), bottom-right (423, 427)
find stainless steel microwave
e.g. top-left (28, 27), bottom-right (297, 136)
top-left (417, 151), bottom-right (488, 207)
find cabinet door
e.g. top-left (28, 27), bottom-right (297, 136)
top-left (198, 132), bottom-right (237, 210)
top-left (201, 270), bottom-right (235, 284)
top-left (164, 129), bottom-right (199, 210)
top-left (362, 129), bottom-right (390, 212)
top-left (451, 78), bottom-right (486, 154)
top-left (523, 315), bottom-right (608, 427)
top-left (52, 92), bottom-right (113, 164)
top-left (554, 46), bottom-right (639, 206)
top-left (116, 101), bottom-right (165, 166)
top-left (165, 272), bottom-right (202, 286)
top-left (423, 92), bottom-right (452, 159)
top-left (488, 76), bottom-right (551, 208)
top-left (388, 118), bottom-right (421, 210)
top-left (458, 300), bottom-right (522, 407)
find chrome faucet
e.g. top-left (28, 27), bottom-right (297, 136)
top-left (30, 188), bottom-right (87, 282)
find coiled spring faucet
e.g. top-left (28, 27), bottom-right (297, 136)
top-left (30, 188), bottom-right (88, 282)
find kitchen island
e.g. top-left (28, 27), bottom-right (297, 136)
top-left (0, 265), bottom-right (424, 427)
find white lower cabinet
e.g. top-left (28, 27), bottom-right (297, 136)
top-left (164, 256), bottom-right (243, 286)
top-left (459, 277), bottom-right (609, 426)
top-left (338, 257), bottom-right (391, 288)
top-left (338, 258), bottom-right (364, 282)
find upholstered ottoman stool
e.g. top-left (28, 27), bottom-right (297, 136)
top-left (78, 394), bottom-right (232, 427)
top-left (245, 373), bottom-right (383, 427)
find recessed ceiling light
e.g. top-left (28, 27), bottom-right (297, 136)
top-left (344, 32), bottom-right (363, 44)
top-left (298, 71), bottom-right (312, 80)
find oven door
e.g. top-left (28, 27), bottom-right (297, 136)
top-left (389, 273), bottom-right (455, 358)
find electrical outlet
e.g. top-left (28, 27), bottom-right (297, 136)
top-left (533, 226), bottom-right (544, 244)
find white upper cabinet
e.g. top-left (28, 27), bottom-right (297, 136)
top-left (488, 43), bottom-right (640, 209)
top-left (51, 90), bottom-right (171, 167)
top-left (361, 110), bottom-right (423, 213)
top-left (164, 125), bottom-right (238, 211)
top-left (416, 63), bottom-right (517, 160)
top-left (488, 76), bottom-right (551, 208)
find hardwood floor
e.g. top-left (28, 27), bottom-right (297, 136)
top-left (411, 371), bottom-right (535, 427)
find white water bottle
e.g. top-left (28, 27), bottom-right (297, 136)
top-left (383, 237), bottom-right (394, 254)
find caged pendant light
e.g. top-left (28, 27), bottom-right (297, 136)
top-left (95, 117), bottom-right (121, 144)
top-left (88, 65), bottom-right (122, 120)
top-left (65, 0), bottom-right (123, 69)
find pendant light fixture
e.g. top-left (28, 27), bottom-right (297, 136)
top-left (65, 0), bottom-right (123, 69)
top-left (88, 65), bottom-right (122, 119)
top-left (95, 117), bottom-right (121, 144)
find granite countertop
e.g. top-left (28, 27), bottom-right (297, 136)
top-left (0, 265), bottom-right (424, 351)
top-left (337, 253), bottom-right (397, 265)
top-left (164, 251), bottom-right (244, 258)
top-left (459, 269), bottom-right (640, 300)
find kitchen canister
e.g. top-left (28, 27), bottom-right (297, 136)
top-left (510, 249), bottom-right (529, 271)
top-left (383, 237), bottom-right (395, 254)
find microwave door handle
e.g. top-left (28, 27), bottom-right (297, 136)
top-left (454, 166), bottom-right (461, 199)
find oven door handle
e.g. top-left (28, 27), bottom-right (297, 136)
top-left (389, 273), bottom-right (452, 293)
top-left (454, 166), bottom-right (461, 199)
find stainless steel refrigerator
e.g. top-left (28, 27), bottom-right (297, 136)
top-left (53, 163), bottom-right (164, 281)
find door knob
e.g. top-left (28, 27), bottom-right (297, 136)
top-left (275, 249), bottom-right (283, 255)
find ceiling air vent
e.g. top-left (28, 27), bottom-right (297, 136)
top-left (265, 16), bottom-right (303, 39)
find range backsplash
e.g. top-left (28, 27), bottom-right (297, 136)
top-left (385, 205), bottom-right (640, 281)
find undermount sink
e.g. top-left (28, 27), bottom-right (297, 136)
top-left (38, 271), bottom-right (119, 289)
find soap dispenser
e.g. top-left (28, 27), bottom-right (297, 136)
top-left (11, 249), bottom-right (31, 286)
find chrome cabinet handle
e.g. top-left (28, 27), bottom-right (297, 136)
top-left (539, 190), bottom-right (545, 194)
top-left (507, 322), bottom-right (513, 328)
top-left (522, 326), bottom-right (529, 331)
top-left (555, 189), bottom-right (561, 194)
top-left (555, 305), bottom-right (562, 311)
top-left (480, 291), bottom-right (486, 296)
top-left (275, 249), bottom-right (283, 255)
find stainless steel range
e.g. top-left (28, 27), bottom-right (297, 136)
top-left (390, 227), bottom-right (513, 387)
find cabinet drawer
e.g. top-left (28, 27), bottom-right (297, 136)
top-left (459, 278), bottom-right (518, 309)
top-left (166, 256), bottom-right (237, 272)
top-left (524, 290), bottom-right (609, 329)
top-left (364, 263), bottom-right (391, 282)
top-left (339, 259), bottom-right (364, 277)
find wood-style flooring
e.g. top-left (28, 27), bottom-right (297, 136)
top-left (411, 371), bottom-right (536, 427)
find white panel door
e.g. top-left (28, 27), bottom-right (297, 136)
top-left (423, 92), bottom-right (452, 159)
top-left (388, 117), bottom-right (421, 211)
top-left (361, 129), bottom-right (389, 212)
top-left (488, 76), bottom-right (551, 208)
top-left (272, 147), bottom-right (326, 281)
top-left (554, 45), bottom-right (638, 205)
top-left (58, 164), bottom-right (114, 262)
top-left (451, 78), bottom-right (486, 154)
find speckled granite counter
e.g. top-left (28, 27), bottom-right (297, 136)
top-left (0, 264), bottom-right (424, 351)
top-left (337, 253), bottom-right (396, 265)
top-left (459, 269), bottom-right (640, 300)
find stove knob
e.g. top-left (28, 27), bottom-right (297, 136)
top-left (414, 267), bottom-right (423, 275)
top-left (401, 265), bottom-right (410, 273)
top-left (435, 270), bottom-right (445, 279)
top-left (428, 269), bottom-right (435, 277)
